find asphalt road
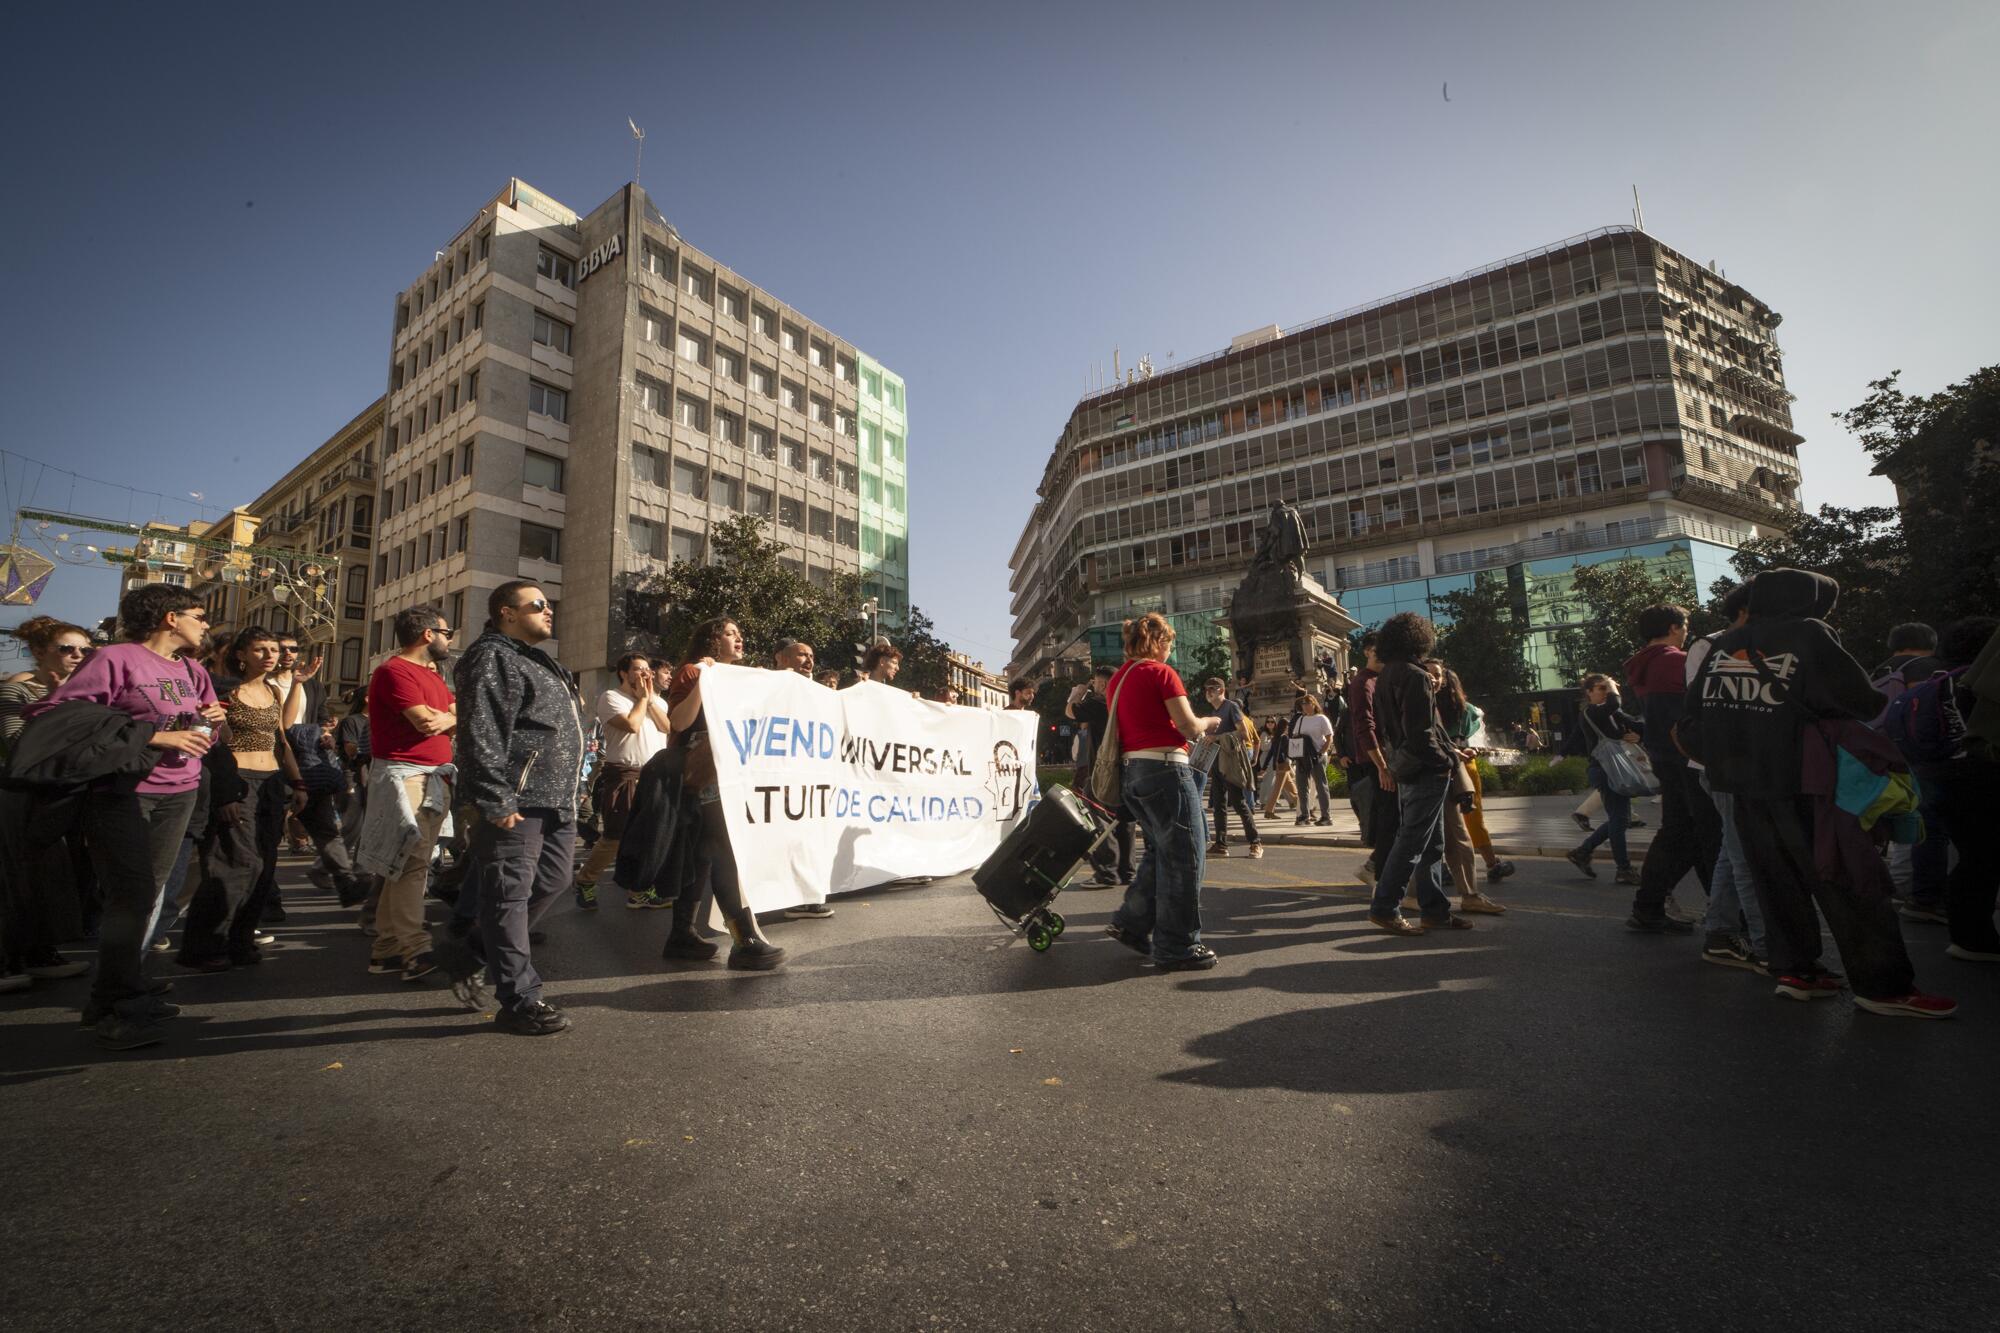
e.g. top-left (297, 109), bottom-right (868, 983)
top-left (2, 845), bottom-right (1993, 1332)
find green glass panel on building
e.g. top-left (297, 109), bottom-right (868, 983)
top-left (1086, 610), bottom-right (1230, 670)
top-left (856, 351), bottom-right (909, 626)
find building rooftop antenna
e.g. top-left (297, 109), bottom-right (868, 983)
top-left (629, 118), bottom-right (646, 190)
top-left (1631, 184), bottom-right (1645, 232)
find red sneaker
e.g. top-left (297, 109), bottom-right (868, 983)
top-left (1854, 991), bottom-right (1958, 1019)
top-left (1773, 972), bottom-right (1845, 1001)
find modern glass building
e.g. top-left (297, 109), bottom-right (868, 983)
top-left (1008, 226), bottom-right (1800, 691)
top-left (855, 351), bottom-right (911, 626)
top-left (1334, 519), bottom-right (1740, 692)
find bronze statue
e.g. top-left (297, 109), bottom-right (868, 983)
top-left (1251, 501), bottom-right (1309, 582)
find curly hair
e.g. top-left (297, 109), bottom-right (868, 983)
top-left (682, 617), bottom-right (739, 665)
top-left (10, 614), bottom-right (88, 654)
top-left (1373, 611), bottom-right (1436, 665)
top-left (1121, 612), bottom-right (1175, 660)
top-left (117, 583), bottom-right (202, 641)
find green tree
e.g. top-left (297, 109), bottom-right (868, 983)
top-left (1429, 576), bottom-right (1533, 710)
top-left (890, 606), bottom-right (955, 698)
top-left (1834, 366), bottom-right (2000, 639)
top-left (1726, 503), bottom-right (1906, 660)
top-left (1175, 626), bottom-right (1233, 697)
top-left (615, 515), bottom-right (866, 665)
top-left (1551, 558), bottom-right (1708, 683)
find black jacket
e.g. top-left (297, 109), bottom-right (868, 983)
top-left (1682, 569), bottom-right (1884, 798)
top-left (1375, 661), bottom-right (1452, 780)
top-left (0, 701), bottom-right (162, 795)
top-left (1564, 699), bottom-right (1643, 759)
top-left (0, 700), bottom-right (166, 854)
top-left (453, 630), bottom-right (586, 821)
top-left (613, 746), bottom-right (697, 898)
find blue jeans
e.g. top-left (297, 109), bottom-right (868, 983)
top-left (1576, 763), bottom-right (1632, 870)
top-left (472, 810), bottom-right (574, 1010)
top-left (1110, 758), bottom-right (1208, 962)
top-left (1698, 776), bottom-right (1766, 956)
top-left (1370, 770), bottom-right (1452, 921)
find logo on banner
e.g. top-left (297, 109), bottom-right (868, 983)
top-left (985, 740), bottom-right (1028, 822)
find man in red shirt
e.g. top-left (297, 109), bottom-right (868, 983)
top-left (362, 606), bottom-right (457, 981)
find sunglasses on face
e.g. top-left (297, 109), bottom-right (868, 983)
top-left (515, 599), bottom-right (550, 614)
top-left (56, 645), bottom-right (90, 657)
top-left (429, 626), bottom-right (455, 638)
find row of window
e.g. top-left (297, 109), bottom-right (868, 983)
top-left (857, 419), bottom-right (907, 467)
top-left (635, 323), bottom-right (851, 431)
top-left (1079, 292), bottom-right (1667, 480)
top-left (633, 390), bottom-right (861, 489)
top-left (1078, 340), bottom-right (1678, 513)
top-left (388, 369), bottom-right (478, 454)
top-left (376, 515), bottom-right (472, 583)
top-left (382, 441), bottom-right (476, 523)
top-left (1081, 442), bottom-right (1653, 587)
top-left (397, 227), bottom-right (491, 331)
top-left (629, 447), bottom-right (862, 547)
top-left (1074, 392), bottom-right (1677, 561)
top-left (630, 517), bottom-right (847, 585)
top-left (633, 242), bottom-right (862, 383)
top-left (1085, 240), bottom-right (1662, 433)
top-left (394, 300), bottom-right (483, 393)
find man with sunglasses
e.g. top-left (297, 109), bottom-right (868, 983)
top-left (455, 582), bottom-right (584, 1037)
top-left (360, 606), bottom-right (457, 983)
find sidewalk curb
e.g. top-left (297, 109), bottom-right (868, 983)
top-left (1252, 831), bottom-right (1650, 860)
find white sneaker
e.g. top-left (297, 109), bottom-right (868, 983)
top-left (783, 902), bottom-right (835, 920)
top-left (1945, 943), bottom-right (2000, 963)
top-left (0, 971), bottom-right (30, 994)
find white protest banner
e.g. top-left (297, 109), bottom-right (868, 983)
top-left (697, 665), bottom-right (1039, 913)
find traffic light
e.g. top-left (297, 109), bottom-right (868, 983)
top-left (853, 641), bottom-right (869, 671)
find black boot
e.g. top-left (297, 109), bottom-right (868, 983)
top-left (723, 908), bottom-right (785, 971)
top-left (662, 881), bottom-right (718, 960)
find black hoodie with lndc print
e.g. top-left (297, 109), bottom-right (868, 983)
top-left (1680, 569), bottom-right (1885, 798)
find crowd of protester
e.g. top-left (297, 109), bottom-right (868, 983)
top-left (3, 561), bottom-right (1994, 1047)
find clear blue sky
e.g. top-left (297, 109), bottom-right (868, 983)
top-left (4, 0), bottom-right (1995, 671)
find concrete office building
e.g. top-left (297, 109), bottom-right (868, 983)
top-left (1008, 226), bottom-right (1802, 692)
top-left (369, 179), bottom-right (908, 694)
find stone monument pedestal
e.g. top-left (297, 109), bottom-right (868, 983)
top-left (1227, 570), bottom-right (1360, 719)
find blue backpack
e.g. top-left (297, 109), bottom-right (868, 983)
top-left (1881, 668), bottom-right (1968, 765)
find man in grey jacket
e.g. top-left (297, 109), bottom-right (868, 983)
top-left (454, 581), bottom-right (585, 1037)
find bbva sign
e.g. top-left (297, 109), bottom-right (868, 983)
top-left (578, 233), bottom-right (623, 283)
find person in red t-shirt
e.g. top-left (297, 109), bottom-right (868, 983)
top-left (363, 606), bottom-right (457, 980)
top-left (1102, 613), bottom-right (1222, 972)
